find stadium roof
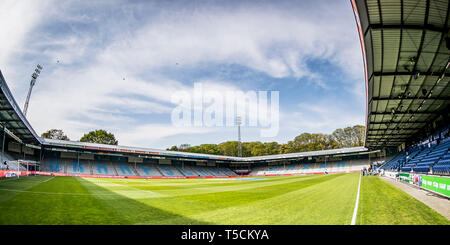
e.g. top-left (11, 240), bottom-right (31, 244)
top-left (41, 138), bottom-right (244, 161)
top-left (41, 138), bottom-right (370, 162)
top-left (243, 146), bottom-right (373, 162)
top-left (352, 0), bottom-right (450, 148)
top-left (0, 70), bottom-right (41, 146)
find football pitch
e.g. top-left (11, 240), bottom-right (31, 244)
top-left (0, 173), bottom-right (448, 225)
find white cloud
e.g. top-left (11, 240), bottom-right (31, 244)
top-left (98, 3), bottom-right (362, 81)
top-left (27, 65), bottom-right (180, 139)
top-left (119, 124), bottom-right (217, 148)
top-left (0, 0), bottom-right (52, 88)
top-left (27, 63), bottom-right (267, 145)
top-left (280, 100), bottom-right (365, 135)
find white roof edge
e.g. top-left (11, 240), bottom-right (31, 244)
top-left (244, 146), bottom-right (369, 161)
top-left (40, 138), bottom-right (243, 161)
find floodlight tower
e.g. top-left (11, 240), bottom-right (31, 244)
top-left (236, 116), bottom-right (242, 157)
top-left (23, 64), bottom-right (43, 117)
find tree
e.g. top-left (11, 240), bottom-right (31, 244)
top-left (179, 144), bottom-right (191, 150)
top-left (80, 129), bottom-right (118, 145)
top-left (279, 143), bottom-right (293, 154)
top-left (264, 142), bottom-right (281, 155)
top-left (286, 133), bottom-right (337, 152)
top-left (331, 125), bottom-right (365, 148)
top-left (352, 125), bottom-right (366, 146)
top-left (167, 146), bottom-right (179, 151)
top-left (246, 142), bottom-right (266, 156)
top-left (41, 129), bottom-right (70, 140)
top-left (219, 141), bottom-right (239, 157)
top-left (198, 144), bottom-right (222, 155)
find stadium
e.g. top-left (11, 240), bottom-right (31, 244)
top-left (0, 0), bottom-right (449, 228)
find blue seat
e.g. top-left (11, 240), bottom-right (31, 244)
top-left (119, 163), bottom-right (133, 175)
top-left (196, 167), bottom-right (209, 175)
top-left (49, 159), bottom-right (61, 172)
top-left (142, 166), bottom-right (150, 175)
top-left (413, 166), bottom-right (429, 173)
top-left (401, 167), bottom-right (412, 172)
top-left (159, 165), bottom-right (174, 176)
top-left (96, 162), bottom-right (108, 174)
top-left (71, 160), bottom-right (85, 173)
top-left (182, 168), bottom-right (196, 176)
top-left (302, 164), bottom-right (312, 170)
top-left (337, 162), bottom-right (346, 169)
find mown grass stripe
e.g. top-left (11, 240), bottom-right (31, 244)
top-left (85, 177), bottom-right (167, 198)
top-left (184, 173), bottom-right (358, 225)
top-left (0, 174), bottom-right (447, 225)
top-left (93, 174), bottom-right (328, 198)
top-left (0, 176), bottom-right (55, 205)
top-left (356, 176), bottom-right (449, 225)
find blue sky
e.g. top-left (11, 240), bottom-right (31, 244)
top-left (0, 0), bottom-right (365, 149)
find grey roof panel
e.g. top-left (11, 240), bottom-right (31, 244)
top-left (0, 70), bottom-right (41, 145)
top-left (352, 0), bottom-right (450, 148)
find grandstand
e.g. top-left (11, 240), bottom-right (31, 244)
top-left (249, 159), bottom-right (369, 175)
top-left (136, 163), bottom-right (163, 176)
top-left (38, 153), bottom-right (239, 177)
top-left (0, 0), bottom-right (447, 183)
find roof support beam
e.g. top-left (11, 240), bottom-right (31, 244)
top-left (367, 136), bottom-right (411, 139)
top-left (373, 71), bottom-right (450, 77)
top-left (13, 133), bottom-right (33, 136)
top-left (370, 111), bottom-right (436, 115)
top-left (366, 140), bottom-right (405, 143)
top-left (369, 121), bottom-right (427, 125)
top-left (0, 119), bottom-right (21, 122)
top-left (366, 24), bottom-right (448, 35)
top-left (6, 127), bottom-right (28, 130)
top-left (366, 139), bottom-right (406, 141)
top-left (367, 133), bottom-right (411, 136)
top-left (371, 96), bottom-right (450, 101)
top-left (368, 128), bottom-right (422, 131)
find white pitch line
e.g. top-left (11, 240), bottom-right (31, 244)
top-left (41, 176), bottom-right (55, 183)
top-left (351, 172), bottom-right (362, 225)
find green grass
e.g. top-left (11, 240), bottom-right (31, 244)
top-left (357, 176), bottom-right (449, 225)
top-left (0, 173), bottom-right (447, 225)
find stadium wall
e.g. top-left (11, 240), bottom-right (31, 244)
top-left (249, 159), bottom-right (370, 176)
top-left (34, 169), bottom-right (361, 180)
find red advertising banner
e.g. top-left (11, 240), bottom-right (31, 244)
top-left (0, 170), bottom-right (36, 178)
top-left (4, 169), bottom-right (359, 180)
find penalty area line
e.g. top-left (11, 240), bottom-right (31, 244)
top-left (351, 172), bottom-right (361, 225)
top-left (41, 176), bottom-right (55, 183)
